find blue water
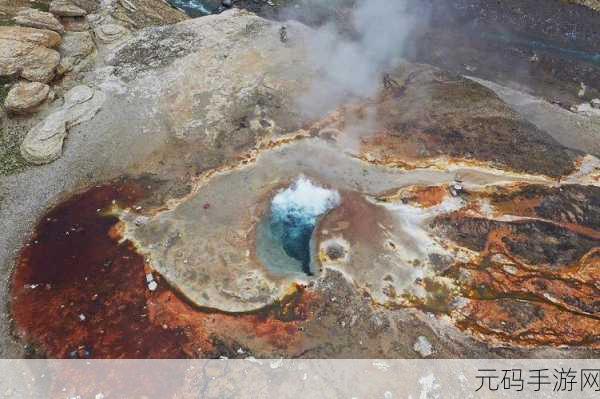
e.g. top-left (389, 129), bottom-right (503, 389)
top-left (256, 177), bottom-right (340, 277)
top-left (168, 0), bottom-right (219, 17)
top-left (481, 31), bottom-right (600, 67)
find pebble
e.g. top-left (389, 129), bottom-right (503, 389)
top-left (148, 280), bottom-right (158, 291)
top-left (413, 335), bottom-right (434, 358)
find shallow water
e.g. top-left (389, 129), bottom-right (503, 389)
top-left (481, 31), bottom-right (600, 67)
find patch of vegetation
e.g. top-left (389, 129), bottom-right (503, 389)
top-left (0, 125), bottom-right (27, 176)
top-left (30, 1), bottom-right (50, 12)
top-left (0, 76), bottom-right (13, 105)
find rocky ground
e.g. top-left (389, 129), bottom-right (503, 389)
top-left (0, 0), bottom-right (599, 359)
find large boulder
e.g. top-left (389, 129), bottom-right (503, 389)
top-left (13, 8), bottom-right (65, 34)
top-left (20, 85), bottom-right (105, 164)
top-left (0, 26), bottom-right (61, 82)
top-left (4, 81), bottom-right (50, 114)
top-left (0, 26), bottom-right (62, 48)
top-left (49, 0), bottom-right (87, 17)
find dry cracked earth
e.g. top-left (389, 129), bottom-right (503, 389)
top-left (1, 0), bottom-right (600, 360)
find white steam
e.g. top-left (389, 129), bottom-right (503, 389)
top-left (297, 0), bottom-right (428, 116)
top-left (271, 175), bottom-right (341, 222)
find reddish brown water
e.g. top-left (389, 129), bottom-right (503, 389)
top-left (11, 179), bottom-right (191, 358)
top-left (11, 178), bottom-right (313, 359)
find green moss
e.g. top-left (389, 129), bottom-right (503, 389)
top-left (0, 79), bottom-right (12, 105)
top-left (0, 18), bottom-right (15, 26)
top-left (30, 1), bottom-right (50, 12)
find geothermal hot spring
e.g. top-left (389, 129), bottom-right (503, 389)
top-left (257, 176), bottom-right (341, 277)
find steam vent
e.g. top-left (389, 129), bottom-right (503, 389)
top-left (2, 0), bottom-right (600, 363)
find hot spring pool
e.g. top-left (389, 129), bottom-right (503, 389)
top-left (257, 176), bottom-right (340, 277)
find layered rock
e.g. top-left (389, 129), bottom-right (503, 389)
top-left (49, 0), bottom-right (87, 17)
top-left (13, 8), bottom-right (65, 34)
top-left (20, 85), bottom-right (105, 164)
top-left (0, 26), bottom-right (62, 48)
top-left (0, 26), bottom-right (61, 83)
top-left (4, 81), bottom-right (50, 114)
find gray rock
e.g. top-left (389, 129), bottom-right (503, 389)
top-left (13, 8), bottom-right (65, 34)
top-left (57, 31), bottom-right (95, 75)
top-left (413, 336), bottom-right (434, 358)
top-left (20, 113), bottom-right (67, 165)
top-left (591, 98), bottom-right (600, 109)
top-left (4, 81), bottom-right (50, 114)
top-left (95, 23), bottom-right (129, 44)
top-left (20, 85), bottom-right (105, 164)
top-left (50, 0), bottom-right (88, 17)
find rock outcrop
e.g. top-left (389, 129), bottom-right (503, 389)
top-left (0, 26), bottom-right (62, 48)
top-left (0, 26), bottom-right (61, 83)
top-left (49, 0), bottom-right (88, 17)
top-left (4, 81), bottom-right (50, 114)
top-left (57, 31), bottom-right (95, 74)
top-left (20, 85), bottom-right (105, 164)
top-left (13, 8), bottom-right (65, 34)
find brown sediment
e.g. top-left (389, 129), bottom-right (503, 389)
top-left (318, 191), bottom-right (392, 248)
top-left (431, 182), bottom-right (600, 348)
top-left (10, 178), bottom-right (315, 358)
top-left (377, 185), bottom-right (448, 208)
top-left (456, 298), bottom-right (600, 348)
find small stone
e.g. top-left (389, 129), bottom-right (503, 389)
top-left (413, 335), bottom-right (433, 358)
top-left (591, 99), bottom-right (600, 109)
top-left (14, 8), bottom-right (65, 34)
top-left (50, 0), bottom-right (87, 17)
top-left (148, 280), bottom-right (158, 291)
top-left (449, 182), bottom-right (464, 197)
top-left (578, 82), bottom-right (587, 98)
top-left (78, 313), bottom-right (86, 321)
top-left (145, 273), bottom-right (154, 283)
top-left (4, 81), bottom-right (50, 114)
